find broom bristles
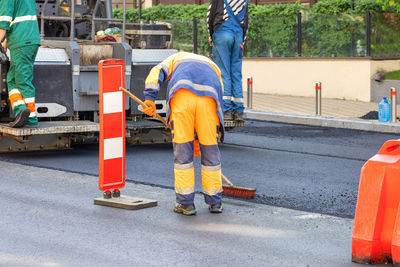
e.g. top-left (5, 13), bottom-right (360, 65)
top-left (222, 185), bottom-right (256, 199)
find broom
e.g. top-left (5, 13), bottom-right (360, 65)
top-left (119, 87), bottom-right (257, 199)
top-left (221, 173), bottom-right (256, 199)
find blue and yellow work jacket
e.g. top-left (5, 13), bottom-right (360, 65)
top-left (144, 52), bottom-right (225, 139)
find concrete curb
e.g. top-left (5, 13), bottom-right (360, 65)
top-left (244, 110), bottom-right (400, 134)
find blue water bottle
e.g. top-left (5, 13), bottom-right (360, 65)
top-left (378, 97), bottom-right (391, 122)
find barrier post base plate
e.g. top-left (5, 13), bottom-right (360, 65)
top-left (94, 195), bottom-right (157, 210)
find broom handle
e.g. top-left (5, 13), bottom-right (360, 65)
top-left (221, 173), bottom-right (233, 186)
top-left (119, 86), bottom-right (167, 126)
top-left (119, 86), bottom-right (233, 186)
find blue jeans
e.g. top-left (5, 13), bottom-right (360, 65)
top-left (212, 29), bottom-right (244, 113)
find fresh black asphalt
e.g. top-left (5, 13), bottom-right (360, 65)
top-left (1, 120), bottom-right (398, 218)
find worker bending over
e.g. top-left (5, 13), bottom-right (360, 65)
top-left (0, 0), bottom-right (41, 128)
top-left (143, 52), bottom-right (225, 215)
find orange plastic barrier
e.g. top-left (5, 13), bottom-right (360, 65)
top-left (352, 139), bottom-right (400, 264)
top-left (393, 207), bottom-right (400, 266)
top-left (98, 59), bottom-right (126, 194)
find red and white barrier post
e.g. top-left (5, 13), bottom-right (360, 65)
top-left (98, 59), bottom-right (126, 199)
top-left (95, 59), bottom-right (157, 210)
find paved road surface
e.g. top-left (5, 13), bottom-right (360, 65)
top-left (1, 161), bottom-right (359, 266)
top-left (0, 120), bottom-right (397, 218)
top-left (1, 120), bottom-right (396, 266)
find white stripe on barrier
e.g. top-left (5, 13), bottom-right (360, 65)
top-left (104, 137), bottom-right (123, 160)
top-left (103, 91), bottom-right (123, 114)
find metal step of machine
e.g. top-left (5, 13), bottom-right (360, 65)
top-left (0, 121), bottom-right (98, 152)
top-left (0, 118), bottom-right (242, 152)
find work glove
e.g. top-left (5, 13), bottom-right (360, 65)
top-left (0, 44), bottom-right (8, 64)
top-left (142, 99), bottom-right (156, 117)
top-left (193, 139), bottom-right (201, 157)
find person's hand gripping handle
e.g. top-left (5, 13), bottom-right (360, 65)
top-left (118, 87), bottom-right (167, 126)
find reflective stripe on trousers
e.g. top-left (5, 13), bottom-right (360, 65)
top-left (8, 89), bottom-right (36, 118)
top-left (170, 89), bottom-right (222, 205)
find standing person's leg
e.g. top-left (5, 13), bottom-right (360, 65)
top-left (15, 45), bottom-right (39, 125)
top-left (231, 32), bottom-right (244, 120)
top-left (195, 95), bottom-right (223, 213)
top-left (212, 30), bottom-right (234, 119)
top-left (7, 48), bottom-right (30, 128)
top-left (170, 89), bottom-right (197, 215)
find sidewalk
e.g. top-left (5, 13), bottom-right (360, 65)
top-left (244, 93), bottom-right (400, 134)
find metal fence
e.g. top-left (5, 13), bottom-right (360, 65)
top-left (166, 18), bottom-right (212, 57)
top-left (301, 13), bottom-right (367, 57)
top-left (166, 12), bottom-right (400, 58)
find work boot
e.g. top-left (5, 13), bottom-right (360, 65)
top-left (233, 111), bottom-right (244, 121)
top-left (174, 203), bottom-right (196, 216)
top-left (8, 108), bottom-right (30, 128)
top-left (224, 110), bottom-right (233, 120)
top-left (209, 202), bottom-right (223, 213)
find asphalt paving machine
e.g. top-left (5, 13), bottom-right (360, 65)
top-left (0, 0), bottom-right (241, 152)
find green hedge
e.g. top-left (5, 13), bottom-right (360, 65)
top-left (113, 4), bottom-right (209, 22)
top-left (114, 0), bottom-right (400, 57)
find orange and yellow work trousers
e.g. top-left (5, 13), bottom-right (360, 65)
top-left (170, 89), bottom-right (222, 205)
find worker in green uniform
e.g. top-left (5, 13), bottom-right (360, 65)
top-left (0, 0), bottom-right (41, 128)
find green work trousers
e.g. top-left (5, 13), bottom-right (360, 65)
top-left (7, 44), bottom-right (39, 125)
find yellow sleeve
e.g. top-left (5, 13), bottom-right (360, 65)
top-left (145, 65), bottom-right (164, 91)
top-left (144, 53), bottom-right (177, 101)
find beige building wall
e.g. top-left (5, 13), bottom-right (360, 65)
top-left (242, 58), bottom-right (400, 102)
top-left (144, 0), bottom-right (153, 8)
